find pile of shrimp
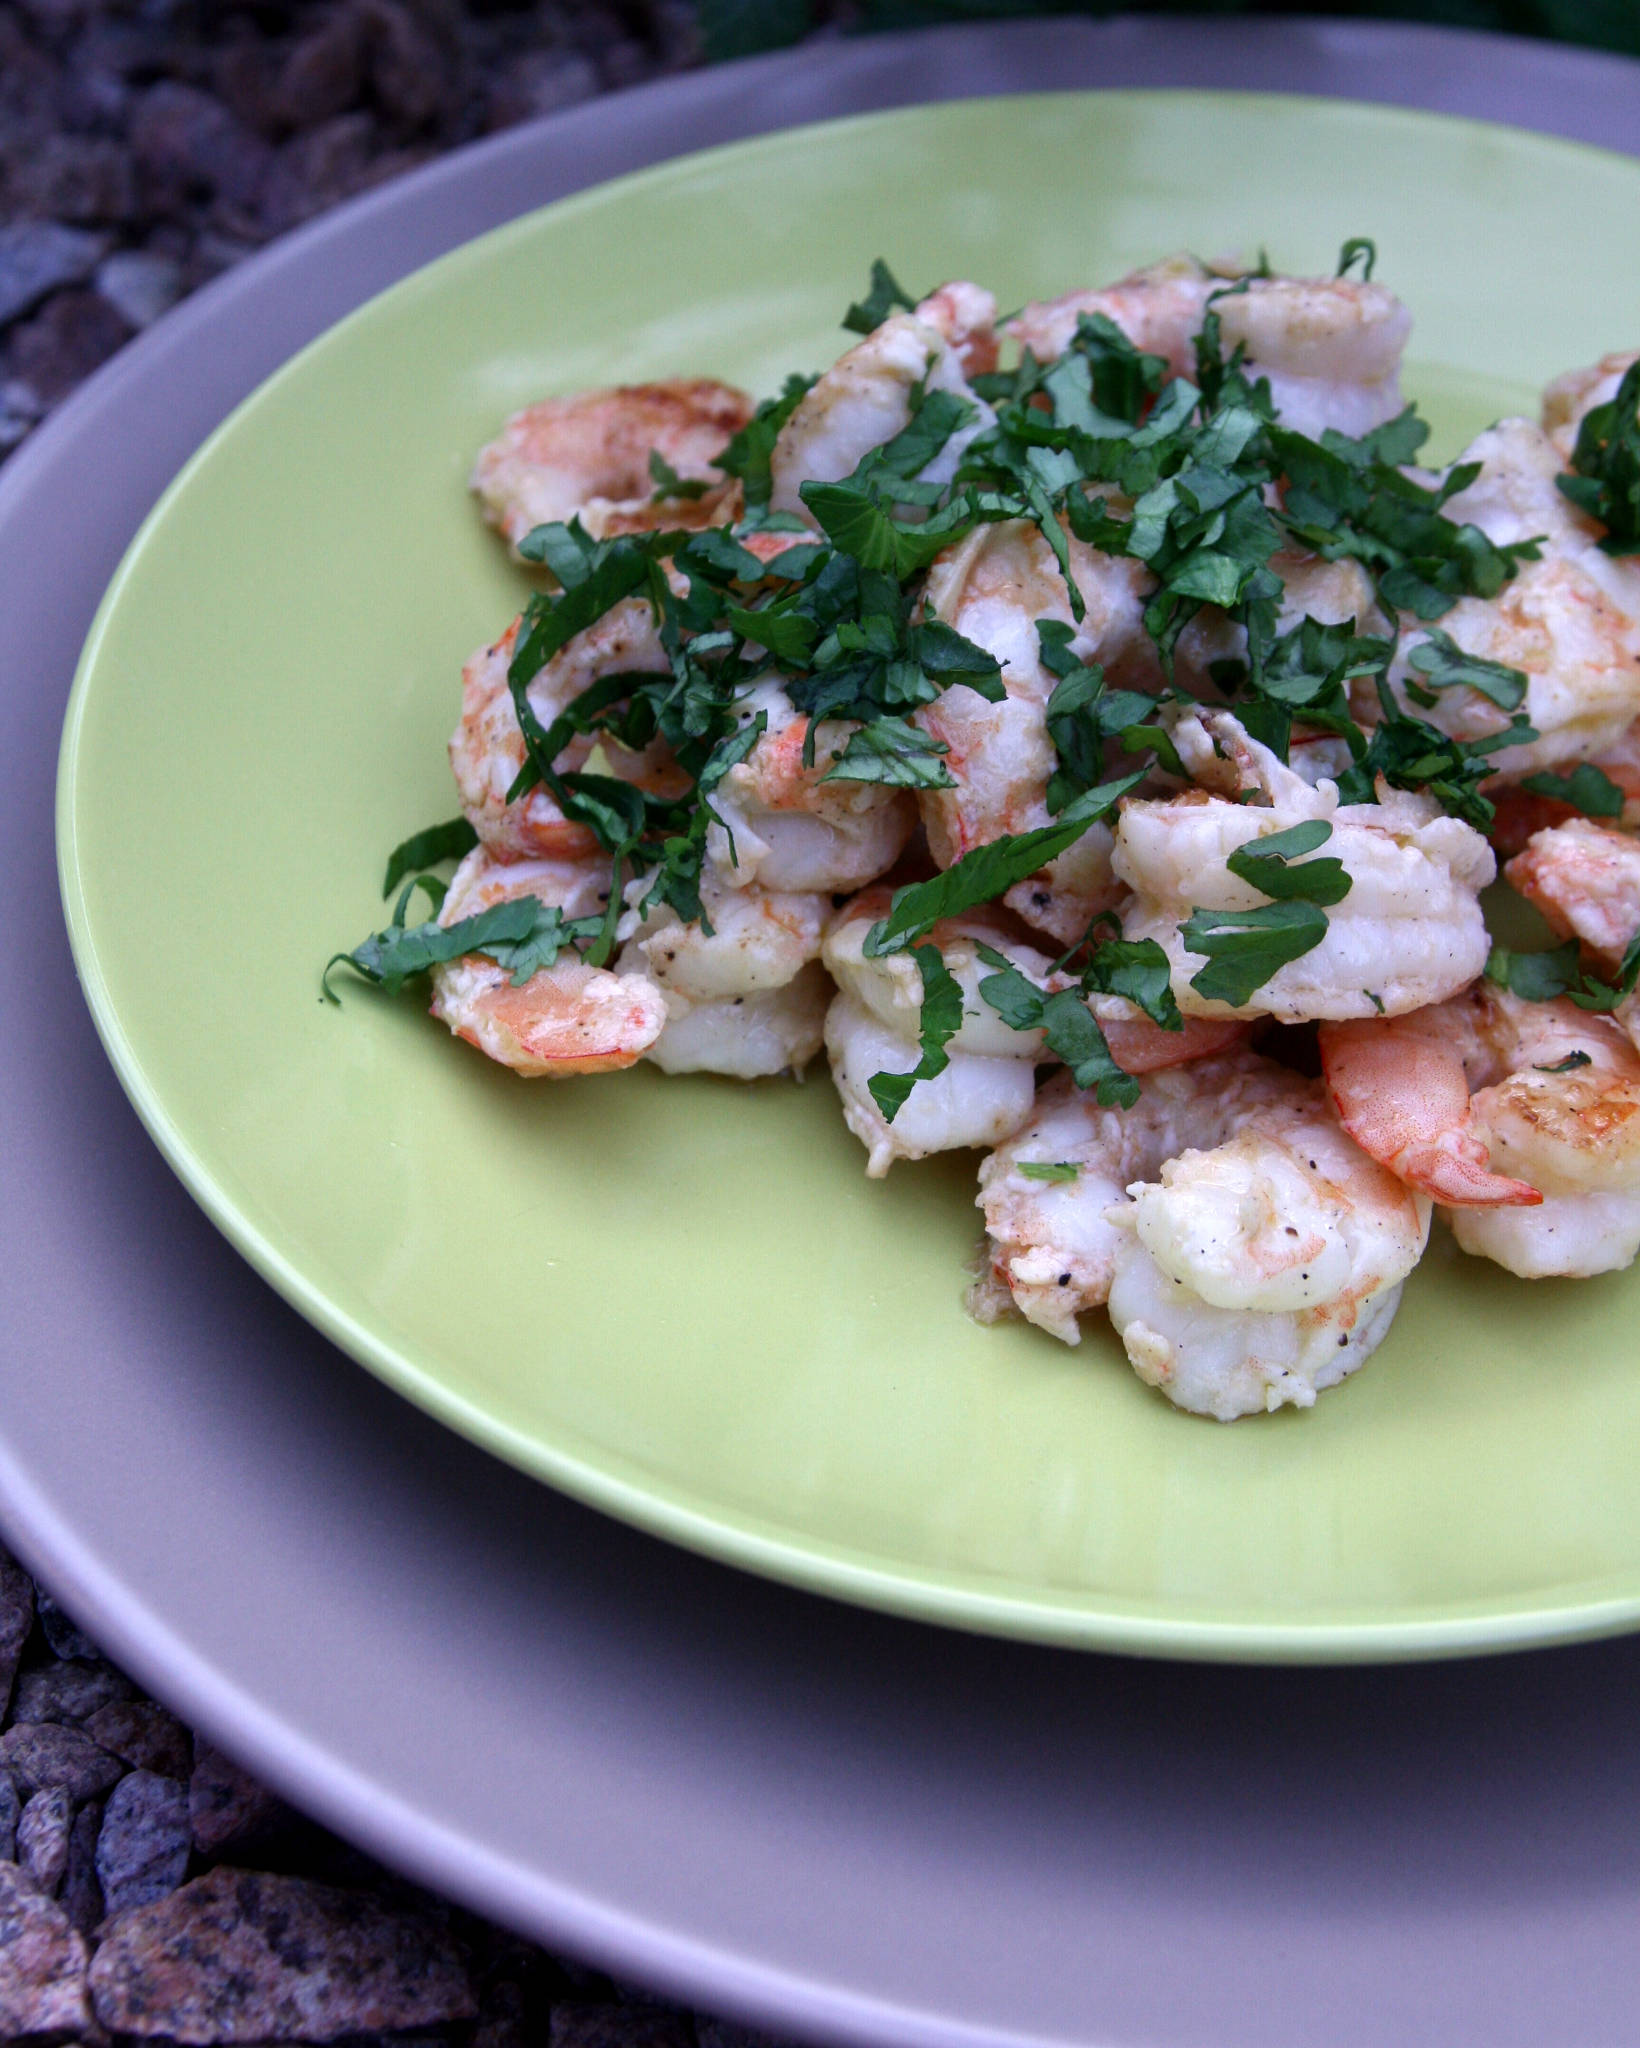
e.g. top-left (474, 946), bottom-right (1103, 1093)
top-left (408, 257), bottom-right (1640, 1422)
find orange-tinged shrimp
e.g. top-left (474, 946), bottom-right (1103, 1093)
top-left (427, 848), bottom-right (666, 1077)
top-left (471, 379), bottom-right (752, 551)
top-left (1505, 818), bottom-right (1640, 972)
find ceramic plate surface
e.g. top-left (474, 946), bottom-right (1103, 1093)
top-left (57, 91), bottom-right (1640, 1659)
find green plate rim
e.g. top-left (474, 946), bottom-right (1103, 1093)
top-left (56, 86), bottom-right (1640, 1664)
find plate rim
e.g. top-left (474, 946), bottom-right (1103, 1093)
top-left (55, 79), bottom-right (1640, 1666)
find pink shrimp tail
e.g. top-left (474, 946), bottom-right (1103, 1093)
top-left (1318, 1020), bottom-right (1542, 1209)
top-left (1102, 1013), bottom-right (1250, 1075)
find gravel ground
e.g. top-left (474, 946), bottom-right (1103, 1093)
top-left (0, 1541), bottom-right (799, 2046)
top-left (0, 0), bottom-right (704, 462)
top-left (4, 14), bottom-right (806, 2036)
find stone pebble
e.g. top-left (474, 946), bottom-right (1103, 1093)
top-left (17, 1781), bottom-right (73, 1894)
top-left (0, 1718), bottom-right (125, 1800)
top-left (36, 1587), bottom-right (104, 1662)
top-left (0, 1860), bottom-right (93, 2039)
top-left (0, 1546), bottom-right (31, 1715)
top-left (89, 1863), bottom-right (479, 2040)
top-left (96, 1768), bottom-right (191, 1918)
top-left (12, 1653), bottom-right (136, 1727)
top-left (86, 1696), bottom-right (192, 1778)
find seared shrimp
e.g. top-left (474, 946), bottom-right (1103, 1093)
top-left (1113, 709), bottom-right (1496, 1019)
top-left (707, 678), bottom-right (917, 893)
top-left (1007, 255), bottom-right (1412, 439)
top-left (449, 609), bottom-right (686, 862)
top-left (427, 848), bottom-right (666, 1076)
top-left (768, 303), bottom-right (996, 522)
top-left (915, 518), bottom-right (1159, 944)
top-left (977, 1054), bottom-right (1430, 1418)
top-left (1320, 981), bottom-right (1640, 1276)
top-left (914, 280), bottom-right (1000, 378)
top-left (470, 379), bottom-right (753, 550)
top-left (615, 865), bottom-right (830, 1079)
top-left (1362, 419), bottom-right (1640, 780)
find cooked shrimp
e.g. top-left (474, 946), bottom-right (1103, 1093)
top-left (1505, 818), bottom-right (1640, 972)
top-left (1361, 419), bottom-right (1640, 780)
top-left (615, 865), bottom-right (830, 1078)
top-left (470, 379), bottom-right (752, 550)
top-left (706, 678), bottom-right (917, 893)
top-left (914, 519), bottom-right (1159, 944)
top-left (1542, 350), bottom-right (1639, 462)
top-left (976, 1055), bottom-right (1429, 1419)
top-left (768, 306), bottom-right (995, 523)
top-left (1112, 709), bottom-right (1496, 1019)
top-left (913, 280), bottom-right (999, 378)
top-left (427, 847), bottom-right (666, 1077)
top-left (449, 609), bottom-right (688, 862)
top-left (1319, 980), bottom-right (1640, 1276)
top-left (824, 992), bottom-right (1039, 1179)
top-left (1007, 255), bottom-right (1412, 439)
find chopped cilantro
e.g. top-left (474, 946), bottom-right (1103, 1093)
top-left (648, 450), bottom-right (711, 503)
top-left (1534, 1050), bottom-right (1593, 1073)
top-left (1557, 358), bottom-right (1640, 553)
top-left (1517, 762), bottom-right (1626, 819)
top-left (381, 816), bottom-right (478, 898)
top-left (843, 259), bottom-right (917, 336)
top-left (974, 946), bottom-right (1139, 1107)
top-left (1179, 900), bottom-right (1332, 1008)
top-left (1403, 627), bottom-right (1528, 712)
top-left (866, 942), bottom-right (963, 1121)
top-left (1225, 819), bottom-right (1352, 905)
top-left (820, 715), bottom-right (954, 789)
top-left (1018, 1160), bottom-right (1081, 1183)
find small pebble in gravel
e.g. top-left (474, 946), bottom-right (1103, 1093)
top-left (12, 1657), bottom-right (136, 1728)
top-left (0, 1769), bottom-right (20, 1863)
top-left (271, 5), bottom-right (367, 131)
top-left (61, 1797), bottom-right (106, 1936)
top-left (90, 1864), bottom-right (479, 2040)
top-left (0, 218), bottom-right (106, 330)
top-left (94, 248), bottom-right (181, 329)
top-left (0, 1860), bottom-right (94, 2041)
top-left (188, 1742), bottom-right (292, 1858)
top-left (0, 1547), bottom-right (32, 1716)
top-left (550, 2006), bottom-right (694, 2048)
top-left (9, 130), bottom-right (138, 224)
top-left (18, 1781), bottom-right (74, 1895)
top-left (0, 1721), bottom-right (125, 1801)
top-left (96, 1769), bottom-right (190, 1919)
top-left (695, 2023), bottom-right (806, 2048)
top-left (8, 282), bottom-right (134, 401)
top-left (35, 1588), bottom-right (104, 1664)
top-left (0, 379), bottom-right (44, 457)
top-left (85, 1699), bottom-right (191, 1779)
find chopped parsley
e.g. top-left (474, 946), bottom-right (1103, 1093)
top-left (1557, 358), bottom-right (1640, 553)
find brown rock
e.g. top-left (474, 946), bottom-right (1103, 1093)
top-left (18, 1784), bottom-right (74, 1894)
top-left (0, 1861), bottom-right (93, 2042)
top-left (188, 1745), bottom-right (291, 1858)
top-left (272, 7), bottom-right (366, 131)
top-left (0, 1722), bottom-right (125, 1801)
top-left (95, 1770), bottom-right (190, 1918)
top-left (12, 1658), bottom-right (136, 1728)
top-left (550, 2007), bottom-right (693, 2048)
top-left (5, 285), bottom-right (132, 402)
top-left (0, 1769), bottom-right (19, 1860)
top-left (0, 1545), bottom-right (32, 1716)
top-left (86, 1701), bottom-right (190, 1779)
top-left (35, 1591), bottom-right (101, 1663)
top-left (89, 1865), bottom-right (477, 2042)
top-left (695, 2022), bottom-right (806, 2048)
top-left (360, 0), bottom-right (454, 128)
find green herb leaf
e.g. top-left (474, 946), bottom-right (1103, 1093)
top-left (714, 373), bottom-right (815, 516)
top-left (1225, 818), bottom-right (1352, 905)
top-left (1517, 762), bottom-right (1626, 819)
top-left (1336, 236), bottom-right (1377, 281)
top-left (862, 771), bottom-right (1145, 955)
top-left (799, 478), bottom-right (977, 579)
top-left (1018, 1160), bottom-right (1081, 1183)
top-left (325, 894), bottom-right (600, 1003)
top-left (1404, 627), bottom-right (1528, 712)
top-left (381, 817), bottom-right (478, 898)
top-left (867, 942), bottom-right (964, 1121)
top-left (974, 946), bottom-right (1139, 1107)
top-left (1179, 900), bottom-right (1332, 1007)
top-left (648, 450), bottom-right (711, 503)
top-left (843, 258), bottom-right (917, 336)
top-left (1078, 936), bottom-right (1181, 1029)
top-left (820, 715), bottom-right (954, 788)
top-left (1557, 358), bottom-right (1640, 553)
top-left (1485, 939), bottom-right (1580, 1003)
top-left (1534, 1050), bottom-right (1593, 1073)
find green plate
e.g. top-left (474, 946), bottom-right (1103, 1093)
top-left (57, 92), bottom-right (1640, 1662)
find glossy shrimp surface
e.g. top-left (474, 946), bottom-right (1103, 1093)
top-left (976, 1054), bottom-right (1429, 1418)
top-left (1505, 818), bottom-right (1640, 971)
top-left (471, 379), bottom-right (753, 550)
